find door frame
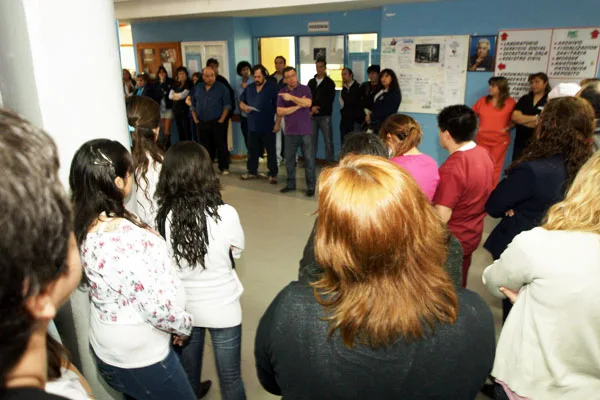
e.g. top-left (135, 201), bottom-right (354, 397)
top-left (181, 41), bottom-right (230, 81)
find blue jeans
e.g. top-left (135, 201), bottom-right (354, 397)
top-left (311, 115), bottom-right (334, 162)
top-left (177, 325), bottom-right (246, 400)
top-left (92, 348), bottom-right (196, 400)
top-left (284, 134), bottom-right (316, 191)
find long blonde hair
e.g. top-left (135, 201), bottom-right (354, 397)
top-left (312, 155), bottom-right (458, 348)
top-left (543, 151), bottom-right (600, 234)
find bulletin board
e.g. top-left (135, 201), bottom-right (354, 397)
top-left (494, 27), bottom-right (600, 99)
top-left (381, 35), bottom-right (469, 114)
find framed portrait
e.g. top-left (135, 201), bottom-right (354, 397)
top-left (468, 35), bottom-right (497, 72)
top-left (313, 47), bottom-right (327, 61)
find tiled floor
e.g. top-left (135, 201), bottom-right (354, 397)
top-left (199, 159), bottom-right (501, 399)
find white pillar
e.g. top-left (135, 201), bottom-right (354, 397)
top-left (0, 1), bottom-right (128, 399)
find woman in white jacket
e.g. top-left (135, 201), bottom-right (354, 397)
top-left (156, 141), bottom-right (246, 400)
top-left (483, 150), bottom-right (600, 400)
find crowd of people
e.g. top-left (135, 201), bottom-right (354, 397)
top-left (1, 56), bottom-right (600, 400)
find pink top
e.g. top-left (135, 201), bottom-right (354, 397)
top-left (391, 153), bottom-right (440, 201)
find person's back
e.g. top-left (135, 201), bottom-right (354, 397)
top-left (485, 154), bottom-right (568, 259)
top-left (256, 282), bottom-right (494, 399)
top-left (258, 155), bottom-right (494, 399)
top-left (437, 145), bottom-right (493, 253)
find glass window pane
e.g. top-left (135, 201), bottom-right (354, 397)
top-left (347, 33), bottom-right (378, 84)
top-left (299, 35), bottom-right (344, 89)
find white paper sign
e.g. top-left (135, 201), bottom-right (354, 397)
top-left (495, 29), bottom-right (553, 99)
top-left (381, 35), bottom-right (469, 114)
top-left (495, 27), bottom-right (600, 99)
top-left (549, 28), bottom-right (600, 79)
top-left (308, 21), bottom-right (329, 33)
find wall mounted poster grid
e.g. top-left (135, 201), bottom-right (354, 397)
top-left (494, 27), bottom-right (600, 99)
top-left (381, 35), bottom-right (469, 114)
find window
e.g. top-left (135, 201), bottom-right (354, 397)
top-left (347, 33), bottom-right (378, 84)
top-left (299, 35), bottom-right (344, 89)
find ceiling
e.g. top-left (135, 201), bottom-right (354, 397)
top-left (115, 0), bottom-right (439, 22)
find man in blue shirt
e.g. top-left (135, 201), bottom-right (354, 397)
top-left (240, 64), bottom-right (279, 183)
top-left (191, 67), bottom-right (232, 174)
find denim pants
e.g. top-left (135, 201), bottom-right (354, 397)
top-left (176, 325), bottom-right (246, 400)
top-left (92, 348), bottom-right (196, 400)
top-left (311, 115), bottom-right (334, 162)
top-left (247, 130), bottom-right (278, 177)
top-left (284, 134), bottom-right (316, 191)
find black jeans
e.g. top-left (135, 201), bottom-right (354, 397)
top-left (247, 130), bottom-right (278, 177)
top-left (340, 119), bottom-right (361, 145)
top-left (197, 119), bottom-right (230, 171)
top-left (240, 116), bottom-right (249, 151)
top-left (174, 111), bottom-right (193, 142)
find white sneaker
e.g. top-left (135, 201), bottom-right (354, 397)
top-left (221, 170), bottom-right (230, 175)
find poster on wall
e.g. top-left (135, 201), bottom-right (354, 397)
top-left (495, 27), bottom-right (600, 99)
top-left (381, 35), bottom-right (469, 114)
top-left (468, 35), bottom-right (497, 72)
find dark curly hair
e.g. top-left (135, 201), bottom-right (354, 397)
top-left (155, 142), bottom-right (224, 269)
top-left (509, 96), bottom-right (595, 183)
top-left (237, 61), bottom-right (252, 77)
top-left (126, 96), bottom-right (163, 207)
top-left (0, 109), bottom-right (72, 389)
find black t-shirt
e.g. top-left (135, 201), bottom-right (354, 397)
top-left (513, 92), bottom-right (548, 151)
top-left (0, 388), bottom-right (67, 400)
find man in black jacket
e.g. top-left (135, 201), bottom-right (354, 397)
top-left (307, 58), bottom-right (336, 163)
top-left (359, 64), bottom-right (381, 122)
top-left (339, 68), bottom-right (362, 144)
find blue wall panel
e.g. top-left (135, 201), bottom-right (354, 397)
top-left (381, 0), bottom-right (600, 165)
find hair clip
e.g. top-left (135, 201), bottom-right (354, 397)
top-left (91, 147), bottom-right (114, 168)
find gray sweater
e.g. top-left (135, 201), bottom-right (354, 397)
top-left (255, 282), bottom-right (495, 399)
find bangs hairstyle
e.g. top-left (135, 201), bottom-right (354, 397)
top-left (509, 96), bottom-right (595, 183)
top-left (155, 142), bottom-right (224, 269)
top-left (313, 155), bottom-right (458, 348)
top-left (543, 151), bottom-right (600, 234)
top-left (486, 76), bottom-right (510, 109)
top-left (380, 114), bottom-right (423, 157)
top-left (126, 96), bottom-right (163, 207)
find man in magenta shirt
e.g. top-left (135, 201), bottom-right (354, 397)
top-left (433, 105), bottom-right (494, 287)
top-left (277, 67), bottom-right (315, 196)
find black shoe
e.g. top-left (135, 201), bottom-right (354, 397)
top-left (198, 380), bottom-right (212, 399)
top-left (280, 187), bottom-right (295, 193)
top-left (305, 189), bottom-right (315, 197)
top-left (480, 383), bottom-right (496, 399)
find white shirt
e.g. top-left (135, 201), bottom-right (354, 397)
top-left (136, 154), bottom-right (161, 228)
top-left (316, 77), bottom-right (324, 86)
top-left (456, 141), bottom-right (476, 152)
top-left (46, 368), bottom-right (90, 400)
top-left (483, 228), bottom-right (600, 399)
top-left (166, 204), bottom-right (245, 328)
top-left (82, 218), bottom-right (192, 368)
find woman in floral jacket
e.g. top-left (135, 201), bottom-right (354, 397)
top-left (70, 139), bottom-right (197, 400)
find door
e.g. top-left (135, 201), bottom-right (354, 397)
top-left (181, 41), bottom-right (230, 81)
top-left (136, 42), bottom-right (182, 78)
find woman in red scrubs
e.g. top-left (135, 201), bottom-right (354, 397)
top-left (472, 77), bottom-right (516, 187)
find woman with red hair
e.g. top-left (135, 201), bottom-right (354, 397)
top-left (255, 155), bottom-right (495, 399)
